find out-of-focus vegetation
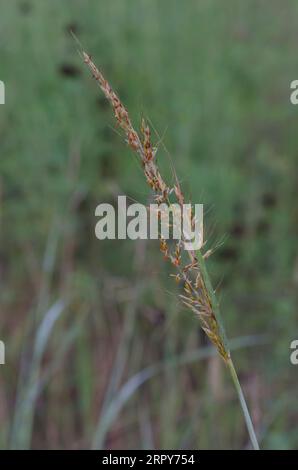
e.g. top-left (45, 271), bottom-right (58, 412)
top-left (0, 0), bottom-right (298, 449)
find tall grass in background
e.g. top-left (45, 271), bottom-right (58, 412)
top-left (1, 0), bottom-right (298, 450)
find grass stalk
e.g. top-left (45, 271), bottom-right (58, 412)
top-left (79, 45), bottom-right (260, 450)
top-left (227, 357), bottom-right (260, 450)
top-left (195, 249), bottom-right (260, 450)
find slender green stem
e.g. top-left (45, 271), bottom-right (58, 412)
top-left (195, 249), bottom-right (260, 450)
top-left (227, 357), bottom-right (260, 450)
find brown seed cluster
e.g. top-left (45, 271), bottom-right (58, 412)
top-left (82, 52), bottom-right (229, 361)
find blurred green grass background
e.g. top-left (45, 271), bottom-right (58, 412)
top-left (0, 0), bottom-right (298, 449)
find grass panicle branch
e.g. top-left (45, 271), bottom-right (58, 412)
top-left (81, 50), bottom-right (260, 450)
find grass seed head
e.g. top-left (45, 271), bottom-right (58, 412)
top-left (82, 51), bottom-right (230, 362)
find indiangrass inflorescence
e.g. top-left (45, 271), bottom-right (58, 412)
top-left (80, 47), bottom-right (260, 450)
